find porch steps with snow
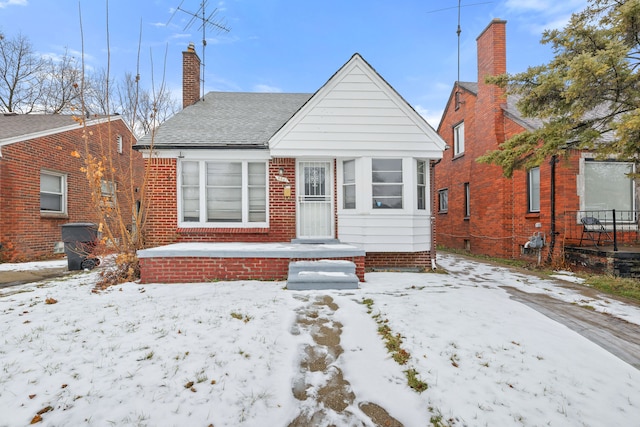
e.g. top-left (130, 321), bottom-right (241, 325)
top-left (286, 260), bottom-right (359, 290)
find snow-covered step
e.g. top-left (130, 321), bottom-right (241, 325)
top-left (286, 260), bottom-right (359, 290)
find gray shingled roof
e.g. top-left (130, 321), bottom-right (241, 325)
top-left (136, 92), bottom-right (314, 148)
top-left (0, 114), bottom-right (83, 141)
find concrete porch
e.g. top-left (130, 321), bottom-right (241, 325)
top-left (137, 242), bottom-right (366, 284)
top-left (564, 245), bottom-right (640, 278)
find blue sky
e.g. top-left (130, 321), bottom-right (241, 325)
top-left (0, 0), bottom-right (587, 126)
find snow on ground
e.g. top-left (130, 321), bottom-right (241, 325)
top-left (0, 258), bottom-right (67, 272)
top-left (0, 254), bottom-right (639, 426)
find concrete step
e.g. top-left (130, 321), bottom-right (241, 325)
top-left (286, 260), bottom-right (359, 290)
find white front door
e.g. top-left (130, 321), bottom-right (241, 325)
top-left (297, 160), bottom-right (333, 239)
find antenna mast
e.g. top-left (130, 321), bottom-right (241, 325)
top-left (169, 0), bottom-right (230, 98)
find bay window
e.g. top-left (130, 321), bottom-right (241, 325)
top-left (417, 160), bottom-right (426, 210)
top-left (343, 160), bottom-right (356, 209)
top-left (372, 159), bottom-right (403, 209)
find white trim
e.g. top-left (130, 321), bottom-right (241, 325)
top-left (177, 159), bottom-right (269, 228)
top-left (0, 115), bottom-right (133, 148)
top-left (40, 170), bottom-right (68, 215)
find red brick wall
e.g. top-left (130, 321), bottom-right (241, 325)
top-left (365, 251), bottom-right (431, 271)
top-left (143, 157), bottom-right (299, 247)
top-left (139, 255), bottom-right (365, 283)
top-left (143, 158), bottom-right (178, 247)
top-left (435, 19), bottom-right (584, 263)
top-left (0, 118), bottom-right (140, 262)
top-left (182, 43), bottom-right (201, 109)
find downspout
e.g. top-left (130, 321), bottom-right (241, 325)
top-left (546, 155), bottom-right (558, 264)
top-left (430, 159), bottom-right (441, 270)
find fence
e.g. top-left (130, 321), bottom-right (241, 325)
top-left (560, 210), bottom-right (639, 251)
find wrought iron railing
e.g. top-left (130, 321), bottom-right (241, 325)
top-left (560, 210), bottom-right (639, 251)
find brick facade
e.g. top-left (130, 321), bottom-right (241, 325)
top-left (435, 19), bottom-right (582, 263)
top-left (139, 255), bottom-right (366, 283)
top-left (0, 118), bottom-right (140, 262)
top-left (142, 157), bottom-right (299, 247)
top-left (182, 43), bottom-right (201, 109)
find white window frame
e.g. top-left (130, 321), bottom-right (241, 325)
top-left (372, 158), bottom-right (403, 209)
top-left (117, 135), bottom-right (123, 154)
top-left (417, 160), bottom-right (427, 210)
top-left (528, 167), bottom-right (540, 213)
top-left (342, 159), bottom-right (356, 209)
top-left (40, 170), bottom-right (67, 215)
top-left (454, 122), bottom-right (465, 156)
top-left (580, 159), bottom-right (635, 220)
top-left (178, 160), bottom-right (268, 228)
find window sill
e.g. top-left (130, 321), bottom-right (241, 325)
top-left (525, 213), bottom-right (540, 219)
top-left (40, 212), bottom-right (69, 220)
top-left (178, 227), bottom-right (270, 234)
top-left (452, 153), bottom-right (465, 160)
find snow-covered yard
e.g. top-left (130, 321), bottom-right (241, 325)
top-left (0, 254), bottom-right (639, 426)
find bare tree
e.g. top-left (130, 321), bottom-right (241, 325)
top-left (83, 67), bottom-right (115, 116)
top-left (0, 32), bottom-right (47, 113)
top-left (115, 72), bottom-right (178, 136)
top-left (40, 48), bottom-right (84, 114)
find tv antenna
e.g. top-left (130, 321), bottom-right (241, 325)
top-left (427, 1), bottom-right (492, 107)
top-left (168, 0), bottom-right (231, 98)
top-left (426, 1), bottom-right (493, 85)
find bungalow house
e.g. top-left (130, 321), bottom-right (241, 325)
top-left (435, 19), bottom-right (637, 273)
top-left (0, 114), bottom-right (140, 262)
top-left (135, 47), bottom-right (446, 284)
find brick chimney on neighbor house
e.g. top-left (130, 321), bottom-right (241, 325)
top-left (182, 42), bottom-right (201, 108)
top-left (476, 18), bottom-right (507, 145)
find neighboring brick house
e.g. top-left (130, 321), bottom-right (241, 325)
top-left (134, 46), bottom-right (446, 282)
top-left (435, 19), bottom-right (636, 262)
top-left (0, 114), bottom-right (140, 262)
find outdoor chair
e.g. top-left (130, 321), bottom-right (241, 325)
top-left (579, 216), bottom-right (613, 248)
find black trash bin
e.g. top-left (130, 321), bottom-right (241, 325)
top-left (61, 223), bottom-right (100, 270)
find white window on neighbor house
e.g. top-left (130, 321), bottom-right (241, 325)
top-left (372, 159), bottom-right (403, 209)
top-left (417, 160), bottom-right (427, 210)
top-left (101, 180), bottom-right (117, 207)
top-left (40, 171), bottom-right (67, 214)
top-left (438, 188), bottom-right (448, 213)
top-left (583, 160), bottom-right (634, 218)
top-left (453, 121), bottom-right (465, 156)
top-left (342, 159), bottom-right (356, 209)
top-left (117, 135), bottom-right (123, 154)
top-left (180, 160), bottom-right (267, 226)
top-left (528, 167), bottom-right (540, 213)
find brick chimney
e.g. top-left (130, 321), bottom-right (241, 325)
top-left (182, 42), bottom-right (201, 109)
top-left (476, 19), bottom-right (507, 144)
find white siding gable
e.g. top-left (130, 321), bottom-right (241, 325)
top-left (269, 53), bottom-right (445, 159)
